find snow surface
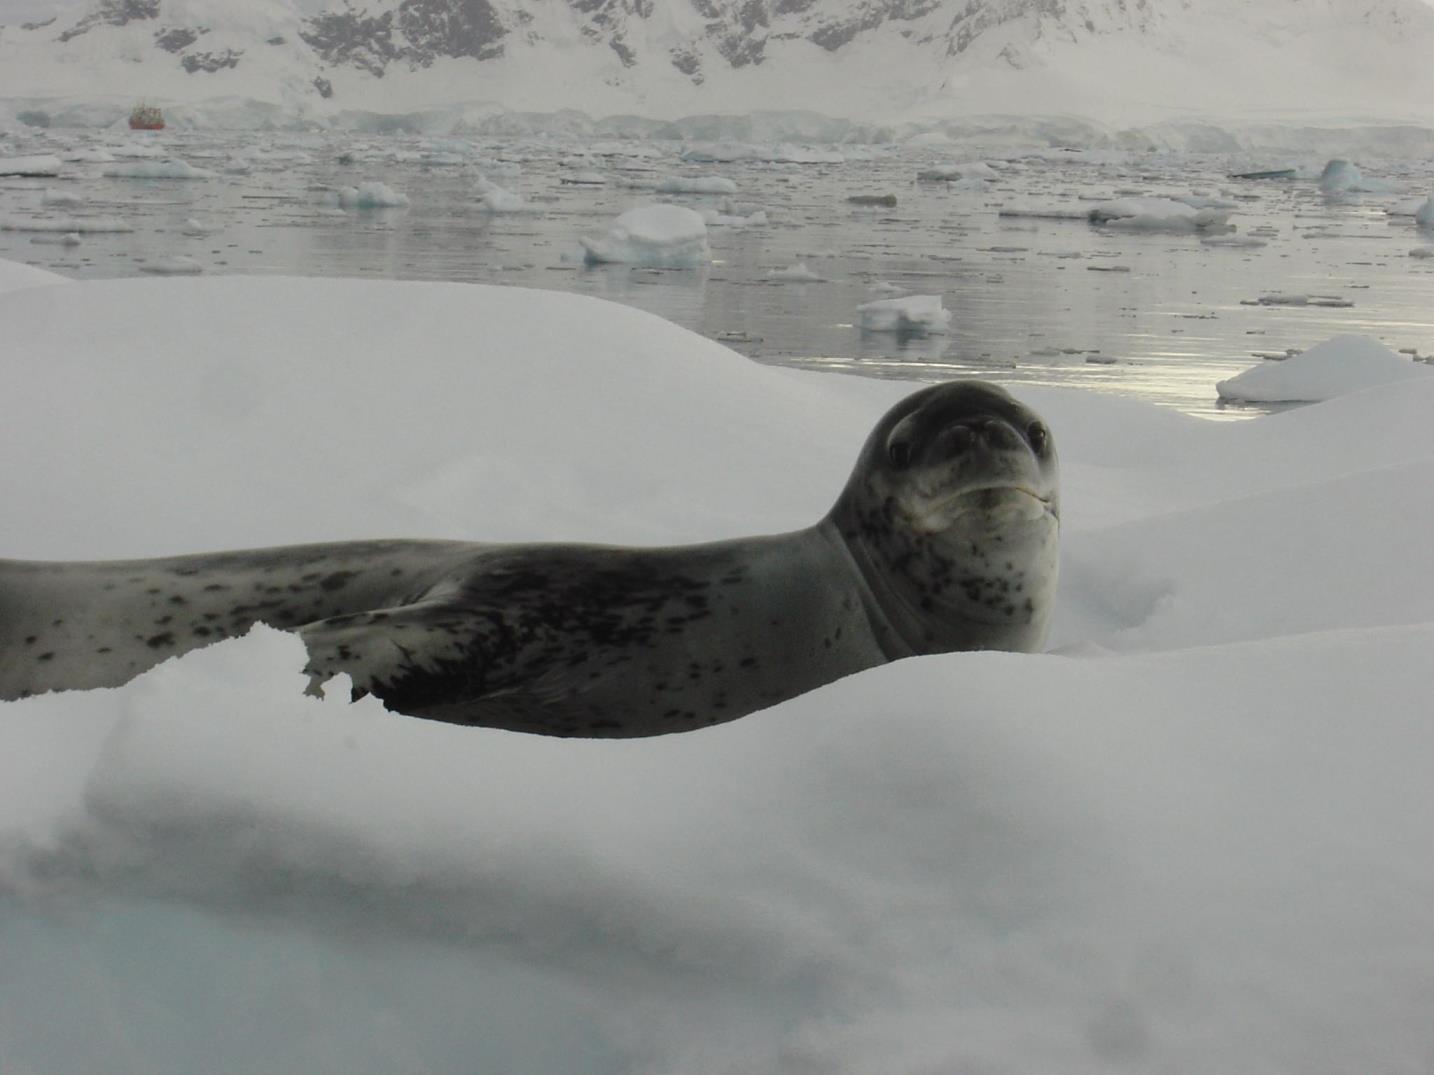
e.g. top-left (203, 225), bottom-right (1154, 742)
top-left (1215, 333), bottom-right (1433, 403)
top-left (580, 203), bottom-right (710, 268)
top-left (3, 266), bottom-right (1434, 1074)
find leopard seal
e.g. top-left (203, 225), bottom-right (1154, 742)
top-left (0, 380), bottom-right (1058, 737)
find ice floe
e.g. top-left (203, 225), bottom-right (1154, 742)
top-left (856, 293), bottom-right (951, 335)
top-left (1216, 333), bottom-right (1432, 402)
top-left (580, 204), bottom-right (710, 268)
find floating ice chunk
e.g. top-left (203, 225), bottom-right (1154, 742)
top-left (656, 175), bottom-right (738, 195)
top-left (62, 147), bottom-right (115, 163)
top-left (331, 182), bottom-right (410, 209)
top-left (102, 159), bottom-right (216, 180)
top-left (138, 256), bottom-right (204, 276)
top-left (1217, 334), bottom-right (1432, 403)
top-left (847, 194), bottom-right (897, 207)
top-left (1201, 235), bottom-right (1268, 248)
top-left (0, 215), bottom-right (133, 233)
top-left (699, 206), bottom-right (766, 227)
top-left (1088, 197), bottom-right (1231, 232)
top-left (580, 204), bottom-right (710, 268)
top-left (766, 262), bottom-right (826, 283)
top-left (998, 207), bottom-right (1088, 221)
top-left (181, 218), bottom-right (216, 235)
top-left (41, 189), bottom-right (83, 208)
top-left (917, 161), bottom-right (998, 182)
top-left (1176, 194), bottom-right (1239, 210)
top-left (561, 171), bottom-right (607, 186)
top-left (0, 154), bottom-right (62, 177)
top-left (856, 294), bottom-right (951, 335)
top-left (1245, 293), bottom-right (1353, 308)
top-left (1318, 158), bottom-right (1362, 193)
top-left (28, 232), bottom-right (82, 246)
top-left (476, 177), bottom-right (529, 213)
top-left (1410, 247), bottom-right (1434, 259)
top-left (1415, 197), bottom-right (1434, 228)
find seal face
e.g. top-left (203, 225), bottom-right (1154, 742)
top-left (0, 380), bottom-right (1059, 737)
top-left (827, 379), bottom-right (1060, 661)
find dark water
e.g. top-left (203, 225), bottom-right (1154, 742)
top-left (3, 128), bottom-right (1432, 418)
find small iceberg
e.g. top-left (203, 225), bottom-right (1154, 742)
top-left (0, 155), bottom-right (62, 177)
top-left (330, 182), bottom-right (410, 209)
top-left (1088, 197), bottom-right (1231, 232)
top-left (856, 294), bottom-right (951, 336)
top-left (580, 204), bottom-right (710, 268)
top-left (1216, 334), bottom-right (1431, 403)
top-left (766, 262), bottom-right (826, 283)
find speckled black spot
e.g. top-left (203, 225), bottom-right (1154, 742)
top-left (321, 571), bottom-right (357, 592)
top-left (145, 632), bottom-right (176, 649)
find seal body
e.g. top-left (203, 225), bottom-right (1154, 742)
top-left (0, 381), bottom-right (1059, 737)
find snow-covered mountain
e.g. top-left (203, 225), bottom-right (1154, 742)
top-left (2, 0), bottom-right (1433, 130)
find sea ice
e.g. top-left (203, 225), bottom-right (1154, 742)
top-left (766, 262), bottom-right (827, 282)
top-left (580, 204), bottom-right (710, 268)
top-left (1318, 158), bottom-right (1363, 193)
top-left (656, 175), bottom-right (738, 195)
top-left (138, 256), bottom-right (204, 276)
top-left (0, 154), bottom-right (61, 176)
top-left (856, 294), bottom-right (951, 335)
top-left (101, 159), bottom-right (217, 180)
top-left (1216, 334), bottom-right (1432, 403)
top-left (917, 161), bottom-right (998, 181)
top-left (1088, 197), bottom-right (1232, 231)
top-left (475, 176), bottom-right (529, 213)
top-left (331, 182), bottom-right (411, 209)
top-left (1415, 197), bottom-right (1434, 228)
top-left (0, 215), bottom-right (133, 233)
top-left (4, 268), bottom-right (1434, 1075)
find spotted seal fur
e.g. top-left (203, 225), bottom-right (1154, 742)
top-left (0, 380), bottom-right (1059, 737)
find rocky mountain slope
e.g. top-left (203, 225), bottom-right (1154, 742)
top-left (3, 0), bottom-right (1433, 128)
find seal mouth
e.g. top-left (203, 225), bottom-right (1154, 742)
top-left (909, 483), bottom-right (1055, 531)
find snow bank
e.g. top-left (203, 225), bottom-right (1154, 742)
top-left (580, 204), bottom-right (710, 268)
top-left (4, 265), bottom-right (1434, 1074)
top-left (0, 258), bottom-right (68, 294)
top-left (856, 293), bottom-right (951, 335)
top-left (1216, 333), bottom-right (1432, 403)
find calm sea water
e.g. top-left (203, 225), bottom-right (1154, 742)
top-left (4, 128), bottom-right (1433, 419)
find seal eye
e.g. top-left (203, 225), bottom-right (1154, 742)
top-left (1026, 421), bottom-right (1049, 455)
top-left (888, 440), bottom-right (911, 469)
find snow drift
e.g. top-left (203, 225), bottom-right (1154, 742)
top-left (2, 264), bottom-right (1434, 1074)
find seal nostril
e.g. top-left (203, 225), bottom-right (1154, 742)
top-left (949, 425), bottom-right (975, 454)
top-left (1027, 421), bottom-right (1049, 454)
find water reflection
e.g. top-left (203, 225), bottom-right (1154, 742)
top-left (2, 129), bottom-right (1431, 420)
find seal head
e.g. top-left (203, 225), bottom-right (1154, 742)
top-left (826, 380), bottom-right (1060, 659)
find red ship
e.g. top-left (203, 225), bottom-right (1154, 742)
top-left (128, 103), bottom-right (165, 130)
